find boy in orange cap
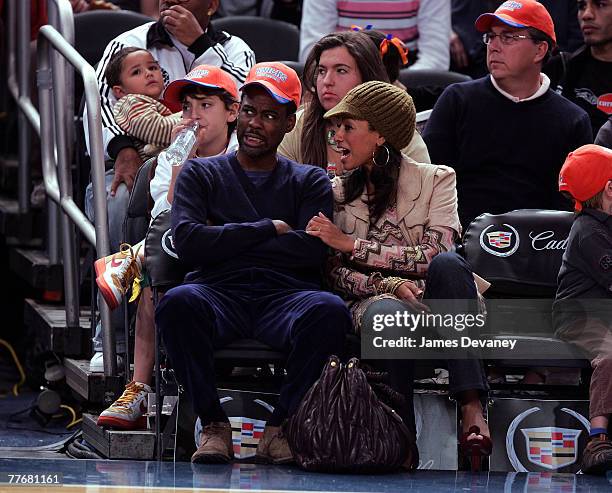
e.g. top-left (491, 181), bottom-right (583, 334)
top-left (554, 144), bottom-right (612, 474)
top-left (95, 64), bottom-right (240, 430)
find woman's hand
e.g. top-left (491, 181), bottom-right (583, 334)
top-left (306, 212), bottom-right (354, 253)
top-left (395, 281), bottom-right (429, 312)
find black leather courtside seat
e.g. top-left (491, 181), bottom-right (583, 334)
top-left (463, 209), bottom-right (589, 369)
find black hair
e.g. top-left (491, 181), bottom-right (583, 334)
top-left (340, 141), bottom-right (403, 223)
top-left (362, 29), bottom-right (406, 84)
top-left (179, 85), bottom-right (238, 137)
top-left (104, 47), bottom-right (149, 87)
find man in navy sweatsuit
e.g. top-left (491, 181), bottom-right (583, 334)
top-left (155, 62), bottom-right (351, 465)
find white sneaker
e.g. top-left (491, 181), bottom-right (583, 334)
top-left (95, 243), bottom-right (143, 310)
top-left (89, 352), bottom-right (125, 373)
top-left (97, 380), bottom-right (152, 430)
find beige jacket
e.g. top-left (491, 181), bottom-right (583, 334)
top-left (333, 155), bottom-right (461, 244)
top-left (278, 109), bottom-right (431, 165)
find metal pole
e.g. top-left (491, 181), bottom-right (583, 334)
top-left (8, 0), bottom-right (41, 135)
top-left (154, 289), bottom-right (162, 461)
top-left (50, 43), bottom-right (79, 331)
top-left (17, 0), bottom-right (31, 214)
top-left (7, 0), bottom-right (16, 100)
top-left (37, 26), bottom-right (115, 376)
top-left (47, 0), bottom-right (75, 167)
top-left (81, 51), bottom-right (116, 379)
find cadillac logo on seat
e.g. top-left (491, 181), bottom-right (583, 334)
top-left (506, 407), bottom-right (589, 472)
top-left (161, 228), bottom-right (178, 259)
top-left (479, 223), bottom-right (520, 257)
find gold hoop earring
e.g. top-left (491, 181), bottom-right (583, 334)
top-left (372, 144), bottom-right (390, 167)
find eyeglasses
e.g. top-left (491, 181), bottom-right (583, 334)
top-left (482, 32), bottom-right (536, 45)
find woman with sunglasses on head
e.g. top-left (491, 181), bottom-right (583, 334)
top-left (306, 81), bottom-right (491, 471)
top-left (278, 30), bottom-right (430, 175)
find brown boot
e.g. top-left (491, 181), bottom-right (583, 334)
top-left (255, 425), bottom-right (294, 465)
top-left (581, 435), bottom-right (612, 475)
top-left (191, 422), bottom-right (234, 464)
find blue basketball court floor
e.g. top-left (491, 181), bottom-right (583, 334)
top-left (0, 457), bottom-right (611, 493)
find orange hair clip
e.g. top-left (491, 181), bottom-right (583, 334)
top-left (380, 35), bottom-right (409, 66)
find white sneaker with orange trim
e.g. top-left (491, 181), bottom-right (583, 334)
top-left (97, 380), bottom-right (151, 430)
top-left (95, 243), bottom-right (143, 310)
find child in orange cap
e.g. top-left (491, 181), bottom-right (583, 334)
top-left (554, 144), bottom-right (612, 475)
top-left (94, 65), bottom-right (240, 430)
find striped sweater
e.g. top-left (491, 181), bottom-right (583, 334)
top-left (83, 20), bottom-right (254, 160)
top-left (112, 94), bottom-right (181, 161)
top-left (299, 0), bottom-right (450, 71)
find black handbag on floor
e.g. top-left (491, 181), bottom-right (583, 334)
top-left (286, 355), bottom-right (417, 473)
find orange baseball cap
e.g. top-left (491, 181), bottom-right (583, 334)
top-left (559, 145), bottom-right (612, 211)
top-left (163, 65), bottom-right (239, 106)
top-left (241, 62), bottom-right (301, 108)
top-left (475, 0), bottom-right (556, 44)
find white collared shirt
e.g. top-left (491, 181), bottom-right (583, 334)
top-left (490, 73), bottom-right (551, 103)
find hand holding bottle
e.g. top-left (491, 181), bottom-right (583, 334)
top-left (166, 120), bottom-right (200, 167)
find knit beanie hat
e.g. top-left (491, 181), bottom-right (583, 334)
top-left (323, 80), bottom-right (415, 151)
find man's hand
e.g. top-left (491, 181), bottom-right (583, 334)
top-left (450, 31), bottom-right (469, 69)
top-left (161, 5), bottom-right (204, 47)
top-left (395, 281), bottom-right (429, 313)
top-left (306, 212), bottom-right (354, 253)
top-left (70, 0), bottom-right (89, 13)
top-left (272, 220), bottom-right (293, 235)
top-left (111, 147), bottom-right (142, 196)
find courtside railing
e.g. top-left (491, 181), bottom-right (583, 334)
top-left (36, 24), bottom-right (115, 376)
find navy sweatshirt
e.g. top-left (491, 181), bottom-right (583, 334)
top-left (171, 152), bottom-right (332, 287)
top-left (423, 77), bottom-right (593, 229)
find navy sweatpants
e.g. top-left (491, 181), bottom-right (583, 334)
top-left (155, 273), bottom-right (351, 426)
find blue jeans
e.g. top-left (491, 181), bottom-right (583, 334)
top-left (85, 169), bottom-right (129, 353)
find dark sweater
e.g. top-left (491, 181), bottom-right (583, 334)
top-left (553, 209), bottom-right (612, 331)
top-left (171, 152), bottom-right (332, 287)
top-left (423, 76), bottom-right (592, 229)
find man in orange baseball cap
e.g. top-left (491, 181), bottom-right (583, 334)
top-left (236, 62), bottom-right (302, 160)
top-left (554, 143), bottom-right (612, 475)
top-left (156, 61), bottom-right (351, 466)
top-left (475, 0), bottom-right (557, 45)
top-left (241, 61), bottom-right (302, 109)
top-left (423, 0), bottom-right (592, 228)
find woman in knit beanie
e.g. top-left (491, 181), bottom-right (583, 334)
top-left (306, 80), bottom-right (492, 472)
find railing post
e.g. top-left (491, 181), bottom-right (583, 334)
top-left (51, 53), bottom-right (79, 330)
top-left (17, 0), bottom-right (32, 214)
top-left (37, 26), bottom-right (115, 376)
top-left (47, 0), bottom-right (75, 170)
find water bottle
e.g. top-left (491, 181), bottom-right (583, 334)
top-left (326, 162), bottom-right (337, 180)
top-left (164, 121), bottom-right (199, 166)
